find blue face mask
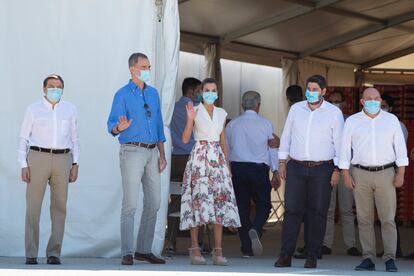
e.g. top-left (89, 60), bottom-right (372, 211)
top-left (202, 91), bottom-right (218, 104)
top-left (138, 70), bottom-right (150, 82)
top-left (305, 89), bottom-right (320, 103)
top-left (46, 88), bottom-right (63, 102)
top-left (364, 100), bottom-right (381, 115)
top-left (194, 94), bottom-right (203, 105)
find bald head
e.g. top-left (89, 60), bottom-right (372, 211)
top-left (362, 88), bottom-right (381, 100)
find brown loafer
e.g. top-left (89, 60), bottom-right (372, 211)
top-left (47, 256), bottom-right (61, 265)
top-left (121, 254), bottom-right (134, 265)
top-left (274, 255), bottom-right (292, 267)
top-left (25, 258), bottom-right (38, 265)
top-left (134, 252), bottom-right (166, 264)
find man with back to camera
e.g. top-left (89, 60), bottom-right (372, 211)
top-left (226, 91), bottom-right (280, 258)
top-left (275, 75), bottom-right (344, 269)
top-left (340, 88), bottom-right (408, 272)
top-left (19, 74), bottom-right (79, 265)
top-left (107, 52), bottom-right (167, 265)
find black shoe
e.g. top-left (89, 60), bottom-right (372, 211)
top-left (134, 252), bottom-right (166, 264)
top-left (47, 256), bottom-right (61, 265)
top-left (404, 252), bottom-right (414, 259)
top-left (296, 246), bottom-right (306, 254)
top-left (294, 252), bottom-right (307, 259)
top-left (304, 257), bottom-right (317, 268)
top-left (25, 258), bottom-right (38, 265)
top-left (121, 254), bottom-right (133, 265)
top-left (321, 246), bottom-right (332, 255)
top-left (274, 255), bottom-right (292, 267)
top-left (385, 259), bottom-right (398, 272)
top-left (355, 258), bottom-right (375, 271)
top-left (347, 247), bottom-right (362, 256)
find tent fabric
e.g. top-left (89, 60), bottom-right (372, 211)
top-left (0, 0), bottom-right (179, 257)
top-left (203, 43), bottom-right (224, 106)
top-left (152, 0), bottom-right (180, 256)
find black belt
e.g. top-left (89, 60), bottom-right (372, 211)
top-left (230, 161), bottom-right (269, 168)
top-left (292, 159), bottom-right (333, 167)
top-left (30, 146), bottom-right (70, 154)
top-left (126, 142), bottom-right (157, 149)
top-left (354, 162), bottom-right (396, 172)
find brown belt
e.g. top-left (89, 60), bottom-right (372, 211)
top-left (126, 142), bottom-right (156, 149)
top-left (292, 159), bottom-right (333, 167)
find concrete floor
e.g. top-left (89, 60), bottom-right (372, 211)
top-left (1, 223), bottom-right (413, 275)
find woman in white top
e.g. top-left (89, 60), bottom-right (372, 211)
top-left (180, 78), bottom-right (240, 266)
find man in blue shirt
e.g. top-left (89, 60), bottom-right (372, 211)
top-left (166, 77), bottom-right (201, 254)
top-left (107, 53), bottom-right (167, 265)
top-left (171, 77), bottom-right (201, 155)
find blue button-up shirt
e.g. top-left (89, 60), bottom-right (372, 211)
top-left (171, 96), bottom-right (195, 155)
top-left (107, 80), bottom-right (166, 144)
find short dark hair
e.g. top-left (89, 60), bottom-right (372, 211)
top-left (306, 74), bottom-right (327, 89)
top-left (201, 77), bottom-right (218, 90)
top-left (286, 85), bottom-right (303, 104)
top-left (128, 52), bottom-right (148, 68)
top-left (329, 90), bottom-right (346, 102)
top-left (182, 77), bottom-right (201, 96)
top-left (43, 74), bottom-right (64, 88)
top-left (382, 93), bottom-right (395, 107)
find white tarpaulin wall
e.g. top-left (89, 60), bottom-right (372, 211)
top-left (0, 0), bottom-right (179, 257)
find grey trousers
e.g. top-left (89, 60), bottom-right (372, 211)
top-left (119, 144), bottom-right (161, 256)
top-left (323, 174), bottom-right (357, 249)
top-left (352, 167), bottom-right (396, 261)
top-left (25, 150), bottom-right (72, 258)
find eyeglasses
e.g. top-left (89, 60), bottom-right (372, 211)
top-left (142, 91), bottom-right (151, 118)
top-left (144, 103), bottom-right (152, 118)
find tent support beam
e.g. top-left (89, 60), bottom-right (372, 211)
top-left (283, 0), bottom-right (414, 33)
top-left (361, 46), bottom-right (414, 69)
top-left (220, 0), bottom-right (341, 44)
top-left (299, 10), bottom-right (414, 58)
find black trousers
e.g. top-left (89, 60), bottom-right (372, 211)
top-left (231, 162), bottom-right (272, 254)
top-left (280, 160), bottom-right (333, 258)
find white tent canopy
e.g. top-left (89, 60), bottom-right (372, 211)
top-left (0, 0), bottom-right (179, 257)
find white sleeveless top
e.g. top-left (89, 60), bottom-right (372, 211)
top-left (193, 104), bottom-right (227, 142)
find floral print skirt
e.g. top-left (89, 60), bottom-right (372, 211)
top-left (179, 141), bottom-right (241, 230)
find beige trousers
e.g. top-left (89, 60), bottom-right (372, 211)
top-left (25, 150), bottom-right (72, 258)
top-left (352, 166), bottom-right (396, 261)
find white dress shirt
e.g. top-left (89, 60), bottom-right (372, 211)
top-left (339, 110), bottom-right (408, 169)
top-left (279, 100), bottom-right (344, 166)
top-left (193, 104), bottom-right (227, 142)
top-left (226, 110), bottom-right (278, 172)
top-left (18, 97), bottom-right (80, 168)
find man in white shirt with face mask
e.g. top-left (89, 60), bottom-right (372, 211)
top-left (340, 88), bottom-right (408, 272)
top-left (18, 74), bottom-right (79, 265)
top-left (275, 75), bottom-right (344, 269)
